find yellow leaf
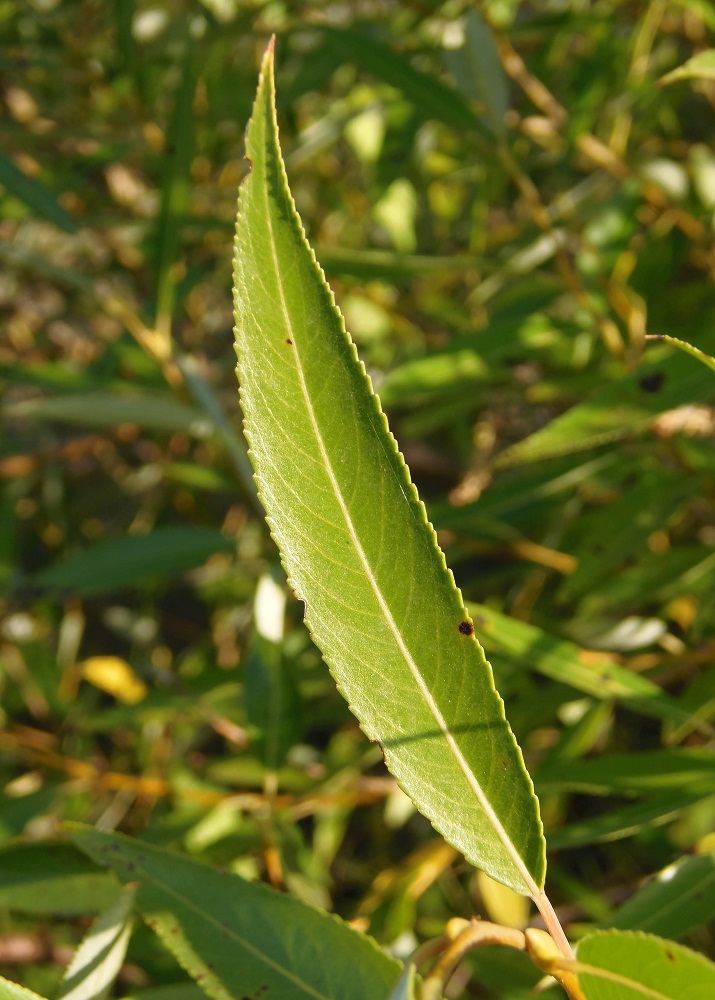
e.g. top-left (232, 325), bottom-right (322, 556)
top-left (475, 870), bottom-right (530, 929)
top-left (80, 656), bottom-right (147, 704)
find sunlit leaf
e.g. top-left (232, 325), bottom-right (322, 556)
top-left (659, 49), bottom-right (715, 85)
top-left (0, 978), bottom-right (49, 1000)
top-left (646, 334), bottom-right (715, 375)
top-left (57, 885), bottom-right (135, 1000)
top-left (574, 930), bottom-right (715, 999)
top-left (232, 41), bottom-right (545, 895)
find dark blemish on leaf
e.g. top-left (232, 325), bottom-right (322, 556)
top-left (376, 739), bottom-right (387, 765)
top-left (639, 371), bottom-right (665, 392)
top-left (459, 621), bottom-right (474, 636)
top-left (286, 338), bottom-right (293, 345)
top-left (665, 949), bottom-right (676, 962)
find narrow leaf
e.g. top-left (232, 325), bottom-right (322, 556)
top-left (233, 41), bottom-right (544, 894)
top-left (57, 885), bottom-right (135, 1000)
top-left (574, 930), bottom-right (715, 999)
top-left (319, 27), bottom-right (491, 138)
top-left (444, 10), bottom-right (509, 132)
top-left (69, 825), bottom-right (401, 1000)
top-left (387, 964), bottom-right (417, 1000)
top-left (0, 152), bottom-right (77, 233)
top-left (645, 334), bottom-right (715, 374)
top-left (498, 346), bottom-right (715, 466)
top-left (7, 391), bottom-right (213, 437)
top-left (0, 979), bottom-right (49, 1000)
top-left (547, 791), bottom-right (710, 850)
top-left (536, 748), bottom-right (715, 796)
top-left (471, 605), bottom-right (691, 728)
top-left (606, 853), bottom-right (715, 940)
top-left (659, 49), bottom-right (715, 86)
top-left (32, 526), bottom-right (234, 595)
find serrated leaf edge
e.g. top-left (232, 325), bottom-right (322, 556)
top-left (232, 39), bottom-right (544, 896)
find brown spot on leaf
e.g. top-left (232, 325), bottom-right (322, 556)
top-left (459, 621), bottom-right (474, 636)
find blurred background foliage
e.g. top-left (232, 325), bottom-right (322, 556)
top-left (2, 0), bottom-right (715, 995)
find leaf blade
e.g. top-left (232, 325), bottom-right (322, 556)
top-left (232, 41), bottom-right (544, 894)
top-left (69, 825), bottom-right (401, 1000)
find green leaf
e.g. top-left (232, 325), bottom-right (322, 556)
top-left (57, 884), bottom-right (135, 1000)
top-left (319, 27), bottom-right (491, 138)
top-left (547, 791), bottom-right (711, 850)
top-left (7, 391), bottom-right (213, 437)
top-left (0, 978), bottom-right (49, 1000)
top-left (69, 825), bottom-right (401, 1000)
top-left (32, 526), bottom-right (234, 595)
top-left (645, 334), bottom-right (715, 375)
top-left (153, 42), bottom-right (196, 328)
top-left (497, 345), bottom-right (715, 466)
top-left (536, 749), bottom-right (715, 796)
top-left (0, 152), bottom-right (77, 233)
top-left (659, 49), bottom-right (715, 85)
top-left (444, 10), bottom-right (509, 132)
top-left (470, 605), bottom-right (691, 728)
top-left (0, 842), bottom-right (119, 915)
top-left (387, 964), bottom-right (417, 1000)
top-left (574, 930), bottom-right (715, 999)
top-left (232, 41), bottom-right (544, 895)
top-left (606, 853), bottom-right (715, 940)
top-left (123, 989), bottom-right (206, 1000)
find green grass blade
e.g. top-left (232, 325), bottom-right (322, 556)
top-left (232, 41), bottom-right (545, 895)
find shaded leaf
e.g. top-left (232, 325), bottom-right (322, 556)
top-left (319, 27), bottom-right (490, 138)
top-left (32, 526), bottom-right (234, 595)
top-left (0, 152), bottom-right (77, 233)
top-left (606, 853), bottom-right (715, 940)
top-left (470, 605), bottom-right (691, 728)
top-left (0, 842), bottom-right (119, 916)
top-left (69, 825), bottom-right (401, 1000)
top-left (547, 791), bottom-right (711, 850)
top-left (536, 749), bottom-right (715, 796)
top-left (659, 49), bottom-right (715, 85)
top-left (444, 10), bottom-right (509, 132)
top-left (7, 391), bottom-right (213, 437)
top-left (498, 346), bottom-right (715, 466)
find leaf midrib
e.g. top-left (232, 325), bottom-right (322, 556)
top-left (259, 139), bottom-right (538, 898)
top-left (135, 862), bottom-right (331, 1000)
